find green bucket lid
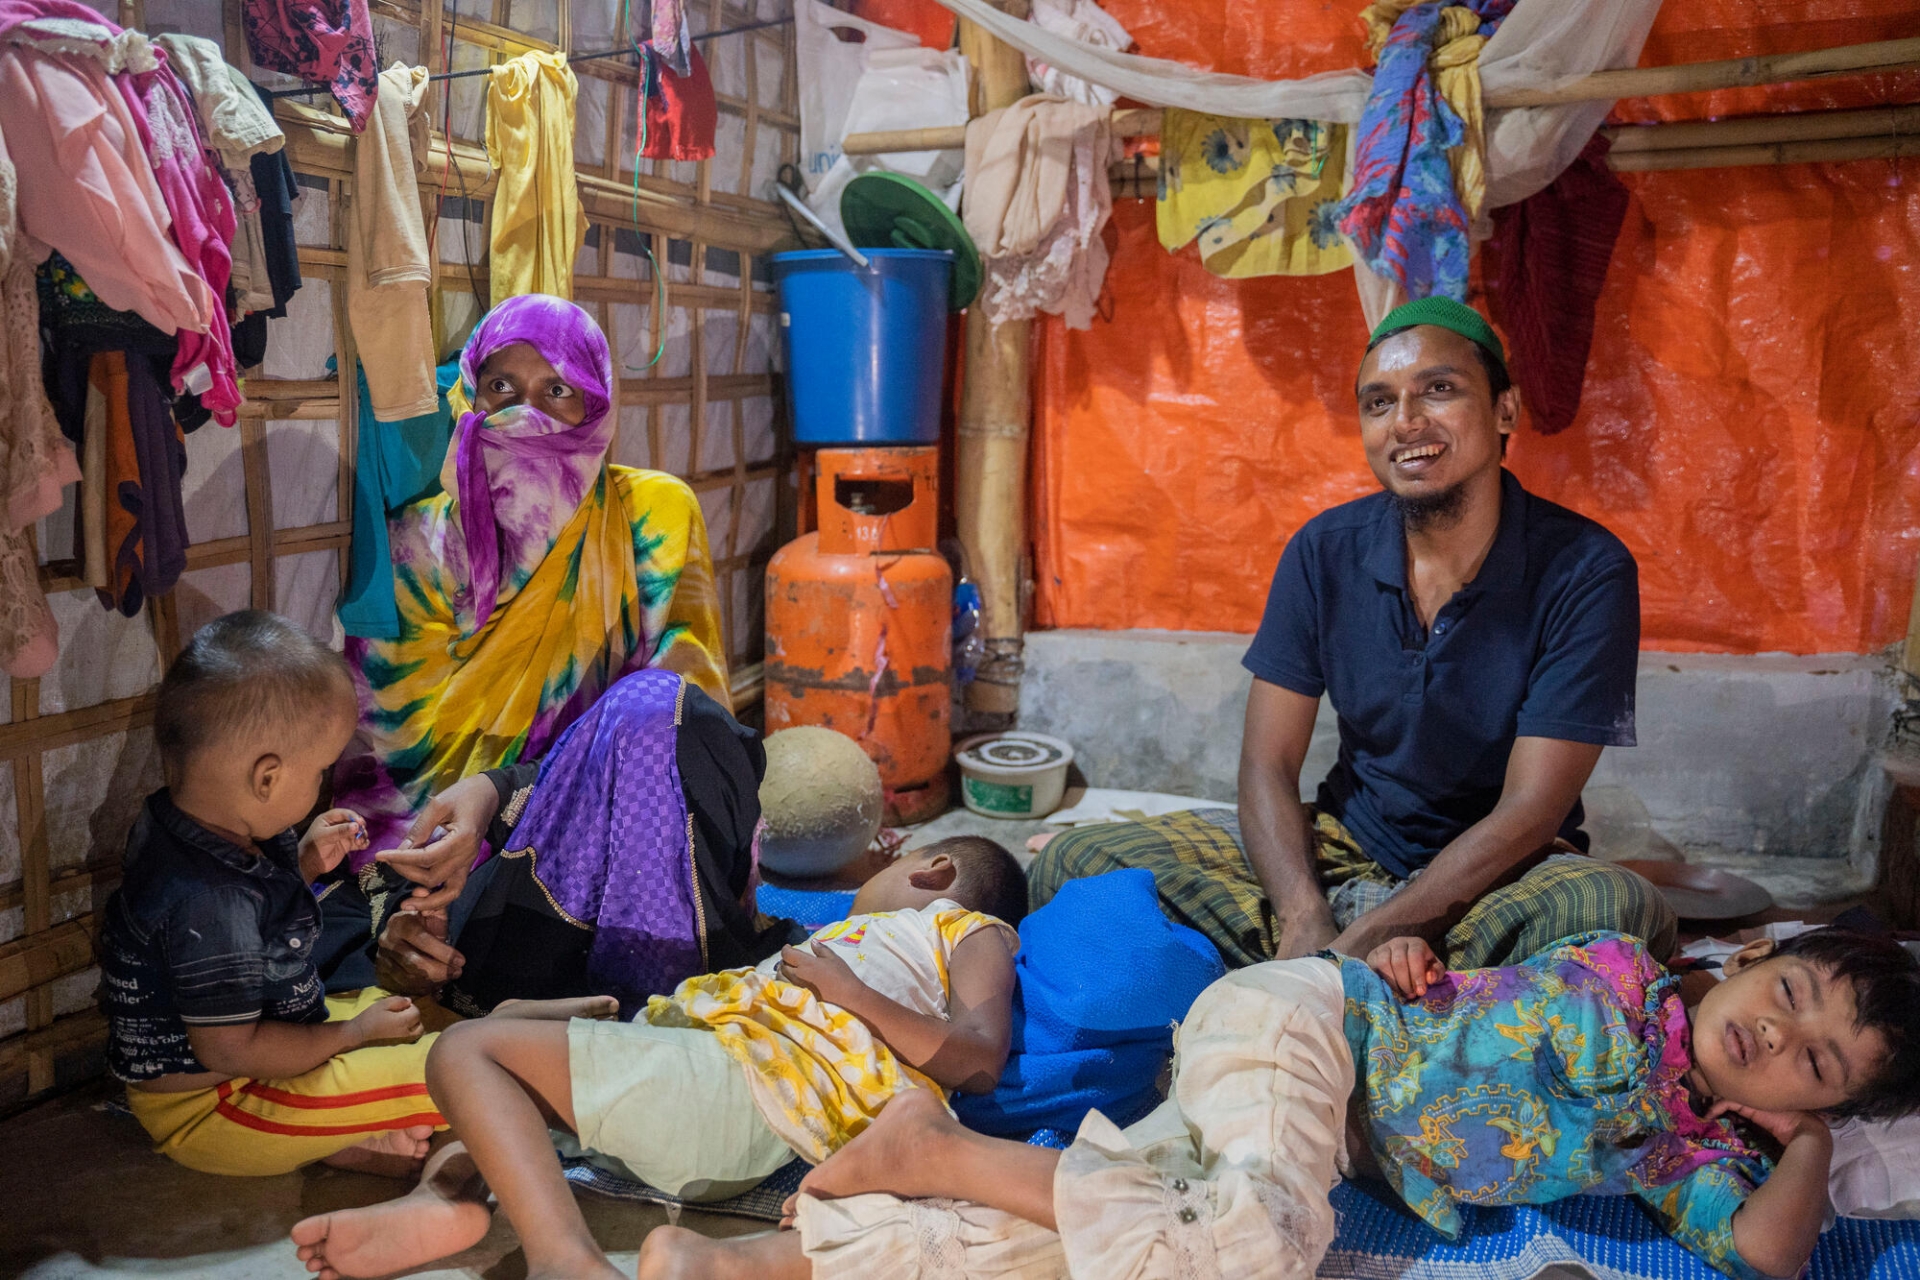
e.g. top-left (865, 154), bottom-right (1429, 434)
top-left (841, 172), bottom-right (981, 311)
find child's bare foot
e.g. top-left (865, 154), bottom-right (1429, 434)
top-left (797, 1087), bottom-right (959, 1204)
top-left (488, 995), bottom-right (620, 1021)
top-left (291, 1179), bottom-right (492, 1279)
top-left (318, 1125), bottom-right (435, 1178)
top-left (638, 1226), bottom-right (805, 1280)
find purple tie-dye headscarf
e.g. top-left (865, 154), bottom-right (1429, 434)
top-left (445, 293), bottom-right (616, 631)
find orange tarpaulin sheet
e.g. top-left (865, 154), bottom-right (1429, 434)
top-left (1031, 0), bottom-right (1920, 654)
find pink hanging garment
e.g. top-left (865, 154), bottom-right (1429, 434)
top-left (242, 0), bottom-right (377, 133)
top-left (113, 57), bottom-right (242, 423)
top-left (0, 17), bottom-right (213, 337)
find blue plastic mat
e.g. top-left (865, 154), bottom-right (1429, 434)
top-left (755, 883), bottom-right (859, 930)
top-left (1322, 1180), bottom-right (1920, 1280)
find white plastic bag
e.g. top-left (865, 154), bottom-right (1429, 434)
top-left (804, 45), bottom-right (971, 237)
top-left (793, 0), bottom-right (918, 192)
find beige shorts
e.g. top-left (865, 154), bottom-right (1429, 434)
top-left (798, 956), bottom-right (1354, 1279)
top-left (567, 1016), bottom-right (793, 1201)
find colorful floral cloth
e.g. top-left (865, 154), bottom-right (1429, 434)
top-left (1334, 0), bottom-right (1513, 301)
top-left (644, 901), bottom-right (1016, 1163)
top-left (334, 294), bottom-right (729, 869)
top-left (1156, 112), bottom-right (1351, 278)
top-left (1341, 932), bottom-right (1770, 1279)
top-left (242, 0), bottom-right (378, 133)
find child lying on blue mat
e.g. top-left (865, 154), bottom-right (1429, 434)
top-left (289, 836), bottom-right (1026, 1280)
top-left (644, 927), bottom-right (1920, 1280)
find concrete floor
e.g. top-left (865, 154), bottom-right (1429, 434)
top-left (0, 1080), bottom-right (773, 1280)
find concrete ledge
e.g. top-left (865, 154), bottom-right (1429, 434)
top-left (1018, 629), bottom-right (1895, 868)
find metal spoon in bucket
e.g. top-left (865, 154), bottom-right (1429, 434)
top-left (772, 183), bottom-right (872, 271)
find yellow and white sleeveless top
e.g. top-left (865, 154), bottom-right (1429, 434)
top-left (643, 899), bottom-right (1017, 1162)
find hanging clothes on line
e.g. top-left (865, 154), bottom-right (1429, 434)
top-left (156, 33), bottom-right (287, 322)
top-left (38, 254), bottom-right (199, 616)
top-left (348, 63), bottom-right (438, 422)
top-left (0, 46), bottom-right (213, 338)
top-left (0, 132), bottom-right (79, 679)
top-left (338, 359), bottom-right (458, 640)
top-left (1333, 0), bottom-right (1513, 302)
top-left (649, 0), bottom-right (692, 78)
top-left (232, 80), bottom-right (306, 368)
top-left (486, 50), bottom-right (585, 306)
top-left (1023, 0), bottom-right (1131, 110)
top-left (118, 52), bottom-right (243, 423)
top-left (90, 350), bottom-right (189, 616)
top-left (243, 0), bottom-right (378, 132)
top-left (1157, 112), bottom-right (1352, 279)
top-left (640, 44), bottom-right (716, 162)
top-left (963, 93), bottom-right (1115, 330)
top-left (1483, 134), bottom-right (1628, 436)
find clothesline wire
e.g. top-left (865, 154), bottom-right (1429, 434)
top-left (264, 14), bottom-right (794, 100)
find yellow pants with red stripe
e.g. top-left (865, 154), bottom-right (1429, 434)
top-left (124, 988), bottom-right (447, 1177)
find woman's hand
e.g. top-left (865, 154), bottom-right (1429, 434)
top-left (1366, 936), bottom-right (1444, 1001)
top-left (375, 908), bottom-right (466, 996)
top-left (298, 808), bottom-right (368, 882)
top-left (375, 774), bottom-right (502, 912)
top-left (775, 942), bottom-right (869, 1014)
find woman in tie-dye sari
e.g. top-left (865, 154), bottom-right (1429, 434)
top-left (328, 294), bottom-right (729, 923)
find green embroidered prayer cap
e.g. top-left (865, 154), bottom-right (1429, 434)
top-left (1368, 296), bottom-right (1506, 368)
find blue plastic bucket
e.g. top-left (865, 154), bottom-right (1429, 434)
top-left (772, 248), bottom-right (953, 446)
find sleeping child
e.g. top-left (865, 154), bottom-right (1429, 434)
top-left (642, 927), bottom-right (1920, 1280)
top-left (290, 835), bottom-right (1028, 1280)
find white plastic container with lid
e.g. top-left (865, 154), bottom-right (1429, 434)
top-left (953, 732), bottom-right (1075, 819)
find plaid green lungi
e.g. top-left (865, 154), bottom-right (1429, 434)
top-left (1027, 807), bottom-right (1676, 970)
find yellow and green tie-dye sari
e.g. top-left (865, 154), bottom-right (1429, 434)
top-left (334, 294), bottom-right (728, 865)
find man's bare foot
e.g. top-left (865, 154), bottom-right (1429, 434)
top-left (796, 1087), bottom-right (959, 1205)
top-left (638, 1226), bottom-right (805, 1280)
top-left (291, 1180), bottom-right (493, 1280)
top-left (318, 1125), bottom-right (436, 1178)
top-left (488, 995), bottom-right (620, 1022)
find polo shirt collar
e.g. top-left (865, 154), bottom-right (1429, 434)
top-left (1474, 469), bottom-right (1530, 593)
top-left (1365, 468), bottom-right (1530, 594)
top-left (151, 789), bottom-right (301, 877)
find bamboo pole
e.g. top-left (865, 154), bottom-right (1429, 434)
top-left (1601, 103), bottom-right (1920, 153)
top-left (1490, 36), bottom-right (1920, 109)
top-left (956, 2), bottom-right (1034, 717)
top-left (840, 38), bottom-right (1920, 157)
top-left (1607, 133), bottom-right (1920, 172)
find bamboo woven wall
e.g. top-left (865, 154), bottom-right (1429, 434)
top-left (0, 0), bottom-right (798, 1110)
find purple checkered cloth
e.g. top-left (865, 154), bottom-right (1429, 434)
top-left (503, 668), bottom-right (705, 1010)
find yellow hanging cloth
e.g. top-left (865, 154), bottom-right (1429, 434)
top-left (1155, 113), bottom-right (1352, 278)
top-left (486, 50), bottom-right (587, 305)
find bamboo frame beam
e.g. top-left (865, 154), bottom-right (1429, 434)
top-left (955, 2), bottom-right (1034, 717)
top-left (841, 39), bottom-right (1920, 158)
top-left (1607, 132), bottom-right (1920, 173)
top-left (1601, 103), bottom-right (1920, 153)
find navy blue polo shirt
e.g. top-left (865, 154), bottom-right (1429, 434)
top-left (1243, 469), bottom-right (1639, 879)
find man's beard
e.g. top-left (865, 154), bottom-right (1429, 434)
top-left (1387, 480), bottom-right (1470, 533)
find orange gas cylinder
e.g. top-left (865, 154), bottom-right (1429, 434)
top-left (766, 447), bottom-right (952, 826)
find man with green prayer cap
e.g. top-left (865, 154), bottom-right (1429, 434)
top-left (1032, 297), bottom-right (1674, 970)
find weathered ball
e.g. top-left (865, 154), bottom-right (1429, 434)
top-left (758, 726), bottom-right (884, 877)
